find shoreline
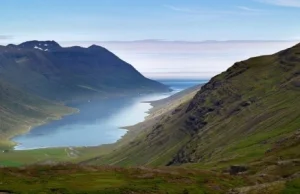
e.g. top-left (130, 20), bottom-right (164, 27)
top-left (9, 89), bottom-right (173, 149)
top-left (9, 108), bottom-right (80, 150)
top-left (8, 83), bottom-right (203, 151)
top-left (10, 94), bottom-right (164, 151)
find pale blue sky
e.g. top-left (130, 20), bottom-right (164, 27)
top-left (1, 0), bottom-right (300, 43)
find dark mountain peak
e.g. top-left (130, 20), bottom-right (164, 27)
top-left (88, 44), bottom-right (107, 51)
top-left (18, 40), bottom-right (62, 51)
top-left (89, 44), bottom-right (101, 48)
top-left (6, 44), bottom-right (18, 48)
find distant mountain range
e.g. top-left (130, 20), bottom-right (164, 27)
top-left (0, 40), bottom-right (169, 102)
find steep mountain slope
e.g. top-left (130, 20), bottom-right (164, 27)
top-left (0, 41), bottom-right (169, 102)
top-left (169, 43), bottom-right (300, 167)
top-left (87, 43), bottom-right (300, 173)
top-left (0, 80), bottom-right (75, 148)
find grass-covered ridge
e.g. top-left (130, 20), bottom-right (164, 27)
top-left (0, 164), bottom-right (299, 193)
top-left (0, 164), bottom-right (270, 194)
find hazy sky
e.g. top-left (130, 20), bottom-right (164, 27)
top-left (1, 0), bottom-right (299, 79)
top-left (63, 40), bottom-right (298, 79)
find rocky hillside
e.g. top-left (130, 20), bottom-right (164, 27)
top-left (0, 41), bottom-right (169, 102)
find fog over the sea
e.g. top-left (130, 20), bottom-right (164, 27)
top-left (59, 40), bottom-right (299, 79)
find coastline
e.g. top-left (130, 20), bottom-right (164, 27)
top-left (8, 108), bottom-right (80, 150)
top-left (0, 82), bottom-right (203, 167)
top-left (10, 92), bottom-right (168, 151)
top-left (9, 92), bottom-right (166, 150)
top-left (7, 82), bottom-right (203, 151)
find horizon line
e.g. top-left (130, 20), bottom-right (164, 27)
top-left (2, 39), bottom-right (300, 46)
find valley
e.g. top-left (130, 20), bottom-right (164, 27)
top-left (0, 42), bottom-right (300, 193)
top-left (2, 1), bottom-right (300, 193)
top-left (0, 80), bottom-right (205, 166)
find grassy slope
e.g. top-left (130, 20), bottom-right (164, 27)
top-left (148, 84), bottom-right (203, 116)
top-left (170, 44), bottom-right (300, 168)
top-left (0, 164), bottom-right (249, 194)
top-left (0, 164), bottom-right (298, 193)
top-left (0, 80), bottom-right (75, 149)
top-left (82, 43), bottom-right (300, 192)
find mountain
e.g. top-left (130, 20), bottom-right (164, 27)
top-left (0, 40), bottom-right (169, 102)
top-left (86, 43), bottom-right (300, 179)
top-left (0, 40), bottom-right (169, 148)
top-left (8, 40), bottom-right (62, 51)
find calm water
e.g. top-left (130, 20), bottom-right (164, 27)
top-left (13, 80), bottom-right (207, 150)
